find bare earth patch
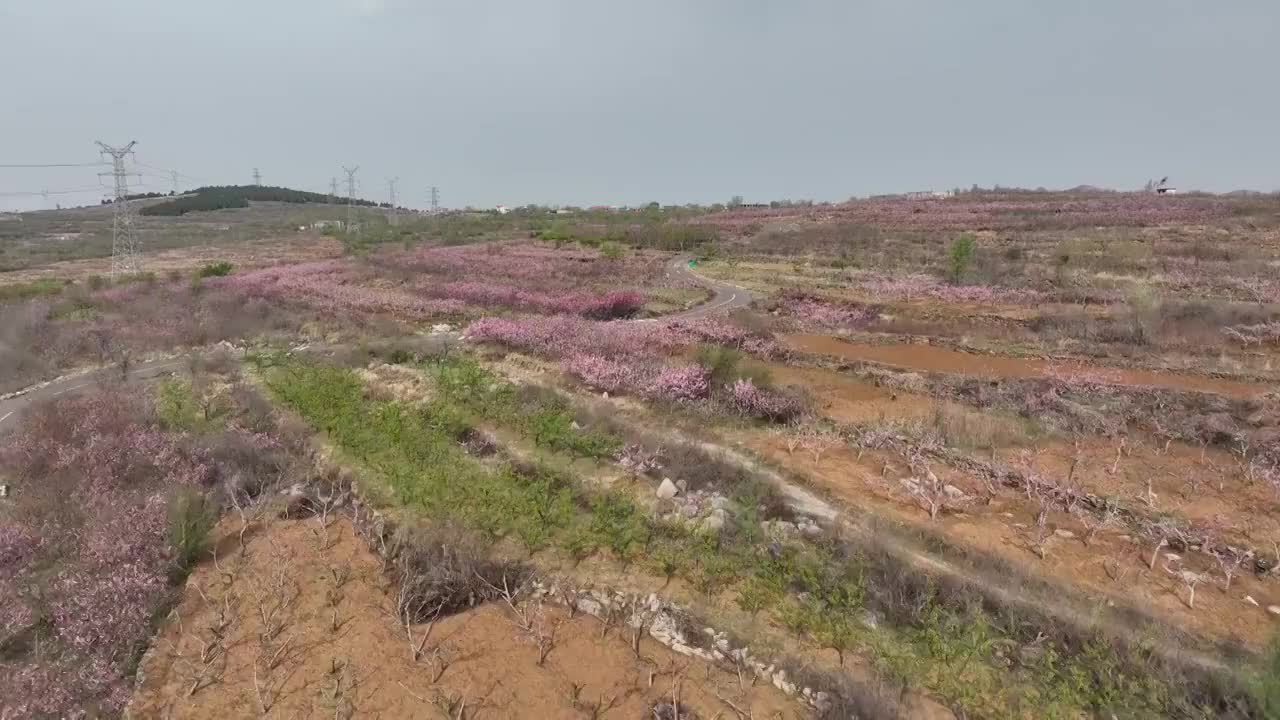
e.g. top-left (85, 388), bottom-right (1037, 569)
top-left (128, 516), bottom-right (799, 719)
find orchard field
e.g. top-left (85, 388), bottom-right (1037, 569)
top-left (3, 188), bottom-right (1280, 719)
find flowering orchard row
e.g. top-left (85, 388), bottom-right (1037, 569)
top-left (465, 315), bottom-right (779, 359)
top-left (702, 193), bottom-right (1230, 232)
top-left (205, 257), bottom-right (647, 321)
top-left (383, 241), bottom-right (669, 291)
top-left (0, 385), bottom-right (293, 716)
top-left (1, 392), bottom-right (205, 715)
top-left (465, 314), bottom-right (802, 419)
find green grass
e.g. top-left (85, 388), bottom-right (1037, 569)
top-left (425, 353), bottom-right (621, 460)
top-left (0, 277), bottom-right (65, 303)
top-left (258, 352), bottom-right (1208, 720)
top-left (155, 378), bottom-right (228, 433)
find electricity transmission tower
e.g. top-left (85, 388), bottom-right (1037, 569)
top-left (171, 171), bottom-right (180, 194)
top-left (386, 177), bottom-right (399, 226)
top-left (330, 177), bottom-right (338, 204)
top-left (96, 140), bottom-right (142, 277)
top-left (429, 186), bottom-right (440, 214)
top-left (343, 166), bottom-right (359, 234)
top-left (253, 167), bottom-right (262, 186)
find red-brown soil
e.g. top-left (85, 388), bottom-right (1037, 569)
top-left (784, 334), bottom-right (1269, 399)
top-left (128, 517), bottom-right (798, 719)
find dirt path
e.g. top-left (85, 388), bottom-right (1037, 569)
top-left (785, 333), bottom-right (1270, 399)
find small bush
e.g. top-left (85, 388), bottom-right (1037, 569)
top-left (589, 492), bottom-right (650, 562)
top-left (599, 240), bottom-right (624, 260)
top-left (195, 261), bottom-right (233, 278)
top-left (1253, 638), bottom-right (1280, 719)
top-left (167, 487), bottom-right (215, 577)
top-left (947, 232), bottom-right (976, 284)
top-left (729, 378), bottom-right (804, 422)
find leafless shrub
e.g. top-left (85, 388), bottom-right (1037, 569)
top-left (1076, 499), bottom-right (1119, 547)
top-left (569, 683), bottom-right (619, 719)
top-left (905, 449), bottom-right (954, 521)
top-left (389, 523), bottom-right (524, 619)
top-left (1163, 562), bottom-right (1208, 610)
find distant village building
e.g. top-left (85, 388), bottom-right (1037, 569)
top-left (496, 205), bottom-right (510, 214)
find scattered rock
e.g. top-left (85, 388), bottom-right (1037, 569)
top-left (602, 391), bottom-right (609, 399)
top-left (1268, 605), bottom-right (1280, 618)
top-left (701, 509), bottom-right (727, 533)
top-left (656, 478), bottom-right (679, 500)
top-left (1000, 512), bottom-right (1015, 518)
top-left (1053, 529), bottom-right (1076, 539)
top-left (942, 484), bottom-right (966, 499)
top-left (676, 478), bottom-right (689, 493)
top-left (709, 495), bottom-right (732, 512)
top-left (1245, 595), bottom-right (1259, 606)
top-left (680, 503), bottom-right (700, 518)
top-left (1164, 553), bottom-right (1182, 562)
top-left (569, 421), bottom-right (582, 431)
top-left (430, 323), bottom-right (453, 333)
top-left (1012, 522), bottom-right (1028, 530)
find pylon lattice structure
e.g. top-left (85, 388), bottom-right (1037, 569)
top-left (387, 177), bottom-right (399, 226)
top-left (96, 140), bottom-right (142, 277)
top-left (343, 166), bottom-right (359, 235)
top-left (429, 186), bottom-right (440, 214)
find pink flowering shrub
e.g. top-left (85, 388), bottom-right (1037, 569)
top-left (771, 289), bottom-right (879, 329)
top-left (649, 364), bottom-right (710, 401)
top-left (729, 379), bottom-right (805, 421)
top-left (426, 281), bottom-right (645, 319)
top-left (563, 354), bottom-right (710, 402)
top-left (563, 353), bottom-right (648, 394)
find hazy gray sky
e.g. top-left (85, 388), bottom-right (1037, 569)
top-left (2, 0), bottom-right (1277, 211)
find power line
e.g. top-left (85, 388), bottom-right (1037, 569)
top-left (0, 186), bottom-right (105, 197)
top-left (0, 161), bottom-right (107, 168)
top-left (96, 140), bottom-right (143, 278)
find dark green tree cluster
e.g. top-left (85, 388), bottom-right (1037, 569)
top-left (140, 185), bottom-right (378, 216)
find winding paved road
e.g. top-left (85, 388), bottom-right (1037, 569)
top-left (658, 256), bottom-right (755, 321)
top-left (0, 358), bottom-right (187, 434)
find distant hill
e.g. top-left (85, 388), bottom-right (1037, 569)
top-left (139, 185), bottom-right (381, 217)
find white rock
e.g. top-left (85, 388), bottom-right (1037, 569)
top-left (1054, 529), bottom-right (1076, 539)
top-left (1245, 595), bottom-right (1259, 606)
top-left (943, 484), bottom-right (966, 499)
top-left (431, 323), bottom-right (452, 333)
top-left (570, 421), bottom-right (582, 431)
top-left (602, 391), bottom-right (609, 399)
top-left (702, 510), bottom-right (727, 533)
top-left (656, 478), bottom-right (679, 500)
top-left (1268, 605), bottom-right (1280, 617)
top-left (1164, 553), bottom-right (1182, 562)
top-left (676, 478), bottom-right (689, 493)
